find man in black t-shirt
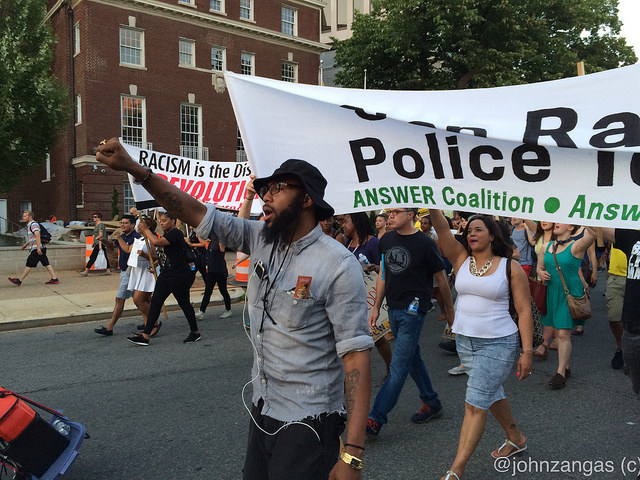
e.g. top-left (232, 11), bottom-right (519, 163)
top-left (604, 228), bottom-right (640, 395)
top-left (366, 208), bottom-right (454, 439)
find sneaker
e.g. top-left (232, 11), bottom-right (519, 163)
top-left (45, 278), bottom-right (59, 285)
top-left (411, 401), bottom-right (443, 424)
top-left (220, 309), bottom-right (232, 319)
top-left (78, 271), bottom-right (88, 277)
top-left (612, 349), bottom-right (624, 370)
top-left (8, 278), bottom-right (22, 286)
top-left (195, 310), bottom-right (204, 320)
top-left (448, 365), bottom-right (468, 376)
top-left (366, 418), bottom-right (382, 439)
top-left (127, 334), bottom-right (149, 346)
top-left (548, 372), bottom-right (567, 389)
top-left (183, 332), bottom-right (201, 343)
top-left (571, 328), bottom-right (584, 337)
top-left (94, 326), bottom-right (113, 336)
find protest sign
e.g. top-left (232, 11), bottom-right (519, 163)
top-left (225, 66), bottom-right (640, 227)
top-left (122, 142), bottom-right (256, 212)
top-left (364, 271), bottom-right (389, 342)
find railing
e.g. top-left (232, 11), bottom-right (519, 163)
top-left (180, 145), bottom-right (209, 161)
top-left (236, 150), bottom-right (247, 162)
top-left (0, 215), bottom-right (27, 246)
top-left (122, 141), bottom-right (153, 150)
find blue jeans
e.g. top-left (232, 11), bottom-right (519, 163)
top-left (369, 309), bottom-right (439, 424)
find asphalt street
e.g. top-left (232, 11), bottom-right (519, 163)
top-left (1, 275), bottom-right (638, 480)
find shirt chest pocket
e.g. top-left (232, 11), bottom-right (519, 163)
top-left (270, 289), bottom-right (320, 331)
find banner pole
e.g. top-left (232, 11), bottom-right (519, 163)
top-left (138, 212), bottom-right (167, 321)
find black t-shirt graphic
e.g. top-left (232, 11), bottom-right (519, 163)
top-left (615, 229), bottom-right (640, 327)
top-left (379, 229), bottom-right (445, 314)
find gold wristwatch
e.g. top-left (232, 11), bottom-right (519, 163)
top-left (340, 451), bottom-right (364, 470)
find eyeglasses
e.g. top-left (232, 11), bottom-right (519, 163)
top-left (388, 209), bottom-right (409, 216)
top-left (257, 182), bottom-right (302, 200)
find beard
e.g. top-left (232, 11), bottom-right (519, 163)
top-left (261, 195), bottom-right (304, 244)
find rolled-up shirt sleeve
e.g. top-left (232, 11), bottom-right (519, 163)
top-left (195, 204), bottom-right (260, 255)
top-left (326, 252), bottom-right (374, 357)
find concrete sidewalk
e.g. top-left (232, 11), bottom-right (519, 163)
top-left (0, 268), bottom-right (244, 332)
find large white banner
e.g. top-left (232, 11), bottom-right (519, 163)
top-left (225, 66), bottom-right (640, 227)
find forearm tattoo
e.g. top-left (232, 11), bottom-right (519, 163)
top-left (155, 191), bottom-right (183, 216)
top-left (345, 368), bottom-right (360, 417)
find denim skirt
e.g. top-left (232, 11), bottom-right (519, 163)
top-left (456, 332), bottom-right (519, 410)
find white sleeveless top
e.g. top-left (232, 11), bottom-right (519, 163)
top-left (452, 257), bottom-right (519, 338)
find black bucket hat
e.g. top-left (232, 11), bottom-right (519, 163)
top-left (253, 159), bottom-right (335, 221)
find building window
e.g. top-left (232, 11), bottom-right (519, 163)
top-left (75, 94), bottom-right (82, 124)
top-left (43, 153), bottom-right (51, 182)
top-left (121, 95), bottom-right (146, 148)
top-left (281, 6), bottom-right (297, 36)
top-left (211, 46), bottom-right (226, 71)
top-left (19, 201), bottom-right (32, 218)
top-left (119, 26), bottom-right (144, 67)
top-left (123, 181), bottom-right (135, 213)
top-left (73, 22), bottom-right (80, 55)
top-left (282, 62), bottom-right (297, 82)
top-left (178, 0), bottom-right (195, 4)
top-left (236, 127), bottom-right (247, 162)
top-left (210, 0), bottom-right (224, 12)
top-left (240, 0), bottom-right (253, 20)
top-left (179, 38), bottom-right (195, 67)
top-left (180, 104), bottom-right (202, 159)
top-left (241, 52), bottom-right (254, 75)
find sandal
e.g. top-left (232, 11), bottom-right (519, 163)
top-left (532, 344), bottom-right (548, 359)
top-left (150, 321), bottom-right (162, 337)
top-left (442, 471), bottom-right (460, 480)
top-left (491, 438), bottom-right (527, 458)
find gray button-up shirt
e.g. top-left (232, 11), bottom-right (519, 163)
top-left (196, 205), bottom-right (373, 422)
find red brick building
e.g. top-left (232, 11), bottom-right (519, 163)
top-left (1, 0), bottom-right (326, 229)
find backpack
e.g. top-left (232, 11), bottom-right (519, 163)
top-left (30, 223), bottom-right (52, 244)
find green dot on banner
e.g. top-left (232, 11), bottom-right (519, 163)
top-left (544, 197), bottom-right (560, 214)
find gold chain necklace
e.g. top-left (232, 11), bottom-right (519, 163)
top-left (469, 255), bottom-right (494, 276)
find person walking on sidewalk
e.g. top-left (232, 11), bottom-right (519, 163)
top-left (9, 211), bottom-right (59, 286)
top-left (94, 214), bottom-right (141, 336)
top-left (127, 212), bottom-right (201, 345)
top-left (366, 207), bottom-right (454, 439)
top-left (80, 212), bottom-right (109, 275)
top-left (96, 138), bottom-right (373, 480)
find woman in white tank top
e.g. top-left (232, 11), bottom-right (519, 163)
top-left (430, 210), bottom-right (534, 480)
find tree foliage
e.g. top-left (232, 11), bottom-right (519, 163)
top-left (0, 0), bottom-right (69, 192)
top-left (334, 0), bottom-right (637, 90)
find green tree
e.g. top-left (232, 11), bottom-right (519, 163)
top-left (334, 0), bottom-right (637, 90)
top-left (0, 0), bottom-right (69, 192)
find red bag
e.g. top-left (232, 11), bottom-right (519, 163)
top-left (0, 388), bottom-right (36, 442)
top-left (528, 277), bottom-right (547, 315)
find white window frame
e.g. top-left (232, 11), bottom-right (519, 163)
top-left (282, 61), bottom-right (297, 82)
top-left (19, 201), bottom-right (32, 221)
top-left (210, 0), bottom-right (225, 13)
top-left (123, 181), bottom-right (135, 213)
top-left (73, 22), bottom-right (80, 56)
top-left (75, 94), bottom-right (82, 125)
top-left (239, 0), bottom-right (253, 20)
top-left (42, 153), bottom-right (51, 182)
top-left (240, 52), bottom-right (255, 75)
top-left (180, 103), bottom-right (203, 159)
top-left (178, 0), bottom-right (195, 5)
top-left (281, 6), bottom-right (297, 36)
top-left (120, 95), bottom-right (147, 147)
top-left (119, 26), bottom-right (145, 68)
top-left (211, 45), bottom-right (226, 72)
top-left (179, 38), bottom-right (196, 67)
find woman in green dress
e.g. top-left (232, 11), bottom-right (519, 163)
top-left (537, 223), bottom-right (596, 389)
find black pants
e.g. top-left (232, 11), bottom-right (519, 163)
top-left (144, 267), bottom-right (197, 334)
top-left (200, 271), bottom-right (231, 312)
top-left (243, 400), bottom-right (345, 480)
top-left (85, 244), bottom-right (109, 269)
